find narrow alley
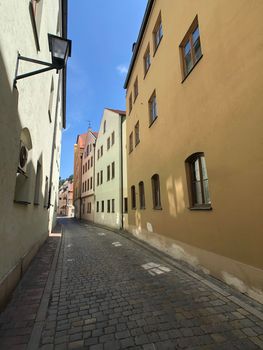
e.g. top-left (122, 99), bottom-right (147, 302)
top-left (0, 219), bottom-right (263, 350)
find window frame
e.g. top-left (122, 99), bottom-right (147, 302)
top-left (153, 12), bottom-right (163, 54)
top-left (149, 91), bottom-right (158, 127)
top-left (107, 199), bottom-right (110, 213)
top-left (131, 185), bottom-right (136, 210)
top-left (180, 16), bottom-right (203, 81)
top-left (143, 44), bottom-right (151, 77)
top-left (133, 77), bottom-right (139, 102)
top-left (185, 152), bottom-right (212, 210)
top-left (151, 174), bottom-right (162, 210)
top-left (139, 181), bottom-right (145, 209)
top-left (129, 132), bottom-right (134, 153)
top-left (129, 93), bottom-right (133, 114)
top-left (135, 121), bottom-right (140, 146)
top-left (111, 162), bottom-right (115, 179)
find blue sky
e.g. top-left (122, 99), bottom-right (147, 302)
top-left (60, 0), bottom-right (148, 179)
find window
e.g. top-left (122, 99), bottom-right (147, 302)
top-left (107, 137), bottom-right (111, 150)
top-left (180, 17), bottom-right (202, 79)
top-left (83, 202), bottom-right (85, 214)
top-left (111, 162), bottom-right (115, 179)
top-left (85, 163), bottom-right (87, 172)
top-left (44, 176), bottom-right (49, 208)
top-left (90, 177), bottom-right (93, 190)
top-left (101, 200), bottom-right (104, 212)
top-left (144, 45), bottom-right (151, 75)
top-left (30, 0), bottom-right (43, 51)
top-left (133, 77), bottom-right (138, 101)
top-left (107, 165), bottom-right (110, 181)
top-left (48, 78), bottom-right (54, 123)
top-left (111, 131), bottom-right (115, 146)
top-left (100, 170), bottom-right (103, 184)
top-left (97, 172), bottom-right (100, 186)
top-left (107, 200), bottom-right (110, 213)
top-left (112, 199), bottom-right (115, 213)
top-left (87, 179), bottom-right (90, 191)
top-left (153, 13), bottom-right (163, 52)
top-left (185, 153), bottom-right (211, 209)
top-left (34, 161), bottom-right (42, 205)
top-left (91, 156), bottom-right (93, 167)
top-left (139, 181), bottom-right (145, 209)
top-left (101, 145), bottom-right (103, 157)
top-left (83, 165), bottom-right (85, 174)
top-left (96, 201), bottom-right (99, 212)
top-left (103, 120), bottom-right (106, 133)
top-left (129, 93), bottom-right (133, 114)
top-left (88, 159), bottom-right (90, 170)
top-left (131, 185), bottom-right (136, 209)
top-left (149, 91), bottom-right (158, 125)
top-left (151, 174), bottom-right (162, 209)
top-left (135, 121), bottom-right (140, 146)
top-left (124, 198), bottom-right (128, 213)
top-left (129, 132), bottom-right (133, 153)
top-left (97, 149), bottom-right (100, 160)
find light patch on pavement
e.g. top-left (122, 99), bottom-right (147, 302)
top-left (98, 232), bottom-right (106, 236)
top-left (112, 242), bottom-right (122, 247)
top-left (67, 244), bottom-right (72, 248)
top-left (142, 262), bottom-right (171, 276)
top-left (67, 259), bottom-right (74, 262)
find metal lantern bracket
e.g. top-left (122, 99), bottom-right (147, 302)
top-left (14, 53), bottom-right (57, 87)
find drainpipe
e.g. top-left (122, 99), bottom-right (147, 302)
top-left (120, 115), bottom-right (124, 230)
top-left (79, 153), bottom-right (83, 220)
top-left (93, 139), bottom-right (97, 223)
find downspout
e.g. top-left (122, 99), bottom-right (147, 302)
top-left (79, 154), bottom-right (83, 220)
top-left (93, 138), bottom-right (97, 223)
top-left (120, 115), bottom-right (124, 230)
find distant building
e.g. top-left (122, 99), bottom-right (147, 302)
top-left (81, 129), bottom-right (98, 222)
top-left (73, 133), bottom-right (87, 219)
top-left (0, 0), bottom-right (69, 309)
top-left (124, 0), bottom-right (263, 302)
top-left (58, 181), bottom-right (74, 217)
top-left (94, 109), bottom-right (127, 230)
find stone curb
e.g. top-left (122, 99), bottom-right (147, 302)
top-left (27, 225), bottom-right (64, 350)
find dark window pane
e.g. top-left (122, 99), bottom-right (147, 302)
top-left (193, 37), bottom-right (202, 61)
top-left (192, 27), bottom-right (200, 43)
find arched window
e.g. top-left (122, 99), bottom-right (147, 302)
top-left (14, 128), bottom-right (33, 204)
top-left (139, 181), bottom-right (145, 209)
top-left (151, 174), bottom-right (162, 209)
top-left (103, 120), bottom-right (106, 133)
top-left (185, 152), bottom-right (211, 209)
top-left (131, 185), bottom-right (136, 209)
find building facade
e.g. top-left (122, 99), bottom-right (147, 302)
top-left (81, 129), bottom-right (98, 222)
top-left (58, 181), bottom-right (74, 217)
top-left (94, 109), bottom-right (127, 230)
top-left (73, 133), bottom-right (86, 219)
top-left (124, 0), bottom-right (263, 302)
top-left (0, 0), bottom-right (69, 309)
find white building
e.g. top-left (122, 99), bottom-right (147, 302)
top-left (94, 109), bottom-right (127, 229)
top-left (0, 0), bottom-right (69, 309)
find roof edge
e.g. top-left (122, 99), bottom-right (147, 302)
top-left (124, 0), bottom-right (154, 89)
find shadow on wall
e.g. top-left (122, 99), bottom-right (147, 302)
top-left (0, 48), bottom-right (49, 310)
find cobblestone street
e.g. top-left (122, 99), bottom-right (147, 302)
top-left (1, 218), bottom-right (263, 350)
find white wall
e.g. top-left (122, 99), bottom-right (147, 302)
top-left (0, 0), bottom-right (64, 293)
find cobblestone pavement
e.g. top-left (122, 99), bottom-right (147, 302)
top-left (1, 218), bottom-right (263, 349)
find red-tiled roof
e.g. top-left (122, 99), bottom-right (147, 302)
top-left (76, 133), bottom-right (87, 148)
top-left (106, 108), bottom-right (126, 116)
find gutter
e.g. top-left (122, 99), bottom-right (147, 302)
top-left (124, 0), bottom-right (154, 89)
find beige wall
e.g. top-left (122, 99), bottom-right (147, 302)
top-left (125, 0), bottom-right (263, 302)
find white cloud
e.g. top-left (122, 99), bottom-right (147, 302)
top-left (116, 64), bottom-right (128, 75)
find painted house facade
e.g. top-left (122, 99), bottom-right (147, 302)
top-left (124, 0), bottom-right (263, 302)
top-left (81, 129), bottom-right (98, 222)
top-left (58, 181), bottom-right (74, 217)
top-left (0, 0), bottom-right (69, 309)
top-left (94, 109), bottom-right (126, 230)
top-left (73, 133), bottom-right (86, 219)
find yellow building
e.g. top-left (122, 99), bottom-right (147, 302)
top-left (124, 0), bottom-right (263, 302)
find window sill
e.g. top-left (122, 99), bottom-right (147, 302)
top-left (14, 200), bottom-right (31, 205)
top-left (181, 54), bottom-right (203, 83)
top-left (189, 205), bottom-right (212, 211)
top-left (149, 116), bottom-right (158, 128)
top-left (153, 206), bottom-right (162, 210)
